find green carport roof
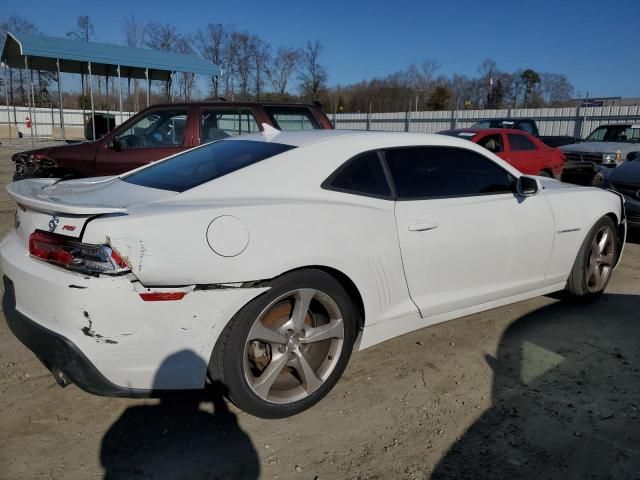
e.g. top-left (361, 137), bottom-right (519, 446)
top-left (1, 32), bottom-right (221, 80)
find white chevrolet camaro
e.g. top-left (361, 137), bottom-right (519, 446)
top-left (1, 129), bottom-right (627, 418)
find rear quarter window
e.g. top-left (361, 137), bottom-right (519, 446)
top-left (323, 151), bottom-right (392, 198)
top-left (123, 140), bottom-right (295, 192)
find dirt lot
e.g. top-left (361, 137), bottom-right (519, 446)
top-left (0, 141), bottom-right (639, 480)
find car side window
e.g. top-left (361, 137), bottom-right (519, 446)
top-left (384, 147), bottom-right (514, 199)
top-left (518, 122), bottom-right (535, 135)
top-left (324, 151), bottom-right (392, 198)
top-left (117, 109), bottom-right (188, 149)
top-left (264, 107), bottom-right (320, 131)
top-left (201, 109), bottom-right (260, 143)
top-left (508, 134), bottom-right (537, 151)
top-left (477, 134), bottom-right (503, 153)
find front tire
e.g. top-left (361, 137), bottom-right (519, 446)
top-left (209, 269), bottom-right (357, 418)
top-left (565, 216), bottom-right (618, 301)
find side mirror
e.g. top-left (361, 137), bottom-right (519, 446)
top-left (516, 176), bottom-right (539, 197)
top-left (110, 137), bottom-right (122, 152)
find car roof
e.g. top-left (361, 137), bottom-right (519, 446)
top-left (226, 129), bottom-right (493, 148)
top-left (592, 123), bottom-right (635, 127)
top-left (143, 101), bottom-right (321, 109)
top-left (441, 128), bottom-right (527, 135)
top-left (171, 129), bottom-right (524, 202)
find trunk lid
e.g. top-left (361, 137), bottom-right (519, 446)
top-left (8, 176), bottom-right (175, 242)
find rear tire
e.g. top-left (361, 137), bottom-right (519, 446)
top-left (209, 269), bottom-right (357, 418)
top-left (565, 216), bottom-right (618, 301)
top-left (538, 170), bottom-right (552, 178)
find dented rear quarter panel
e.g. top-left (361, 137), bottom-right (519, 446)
top-left (82, 195), bottom-right (416, 330)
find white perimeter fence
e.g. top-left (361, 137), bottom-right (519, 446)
top-left (331, 105), bottom-right (640, 138)
top-left (2, 104), bottom-right (640, 140)
top-left (0, 106), bottom-right (134, 139)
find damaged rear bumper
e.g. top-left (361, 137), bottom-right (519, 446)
top-left (0, 230), bottom-right (268, 394)
top-left (3, 276), bottom-right (147, 397)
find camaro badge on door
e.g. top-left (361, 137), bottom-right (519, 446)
top-left (48, 215), bottom-right (60, 232)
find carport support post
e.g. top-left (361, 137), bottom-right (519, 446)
top-left (88, 62), bottom-right (96, 141)
top-left (24, 56), bottom-right (34, 146)
top-left (3, 63), bottom-right (12, 144)
top-left (56, 59), bottom-right (65, 142)
top-left (105, 74), bottom-right (110, 131)
top-left (29, 68), bottom-right (38, 140)
top-left (117, 65), bottom-right (123, 127)
top-left (145, 68), bottom-right (150, 107)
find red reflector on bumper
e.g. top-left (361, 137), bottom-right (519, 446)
top-left (139, 292), bottom-right (187, 301)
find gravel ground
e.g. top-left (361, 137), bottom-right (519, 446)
top-left (0, 141), bottom-right (639, 480)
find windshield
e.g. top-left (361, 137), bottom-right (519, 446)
top-left (123, 140), bottom-right (296, 192)
top-left (472, 120), bottom-right (514, 129)
top-left (440, 131), bottom-right (479, 140)
top-left (586, 125), bottom-right (640, 143)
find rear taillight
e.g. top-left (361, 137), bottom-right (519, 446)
top-left (29, 230), bottom-right (129, 275)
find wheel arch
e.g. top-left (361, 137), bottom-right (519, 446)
top-left (604, 211), bottom-right (626, 267)
top-left (272, 265), bottom-right (366, 335)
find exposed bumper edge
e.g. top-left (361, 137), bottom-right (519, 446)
top-left (2, 275), bottom-right (152, 398)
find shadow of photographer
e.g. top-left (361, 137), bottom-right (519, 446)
top-left (432, 293), bottom-right (640, 479)
top-left (100, 350), bottom-right (259, 480)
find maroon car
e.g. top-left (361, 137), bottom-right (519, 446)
top-left (12, 102), bottom-right (333, 179)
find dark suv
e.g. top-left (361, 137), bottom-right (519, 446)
top-left (13, 102), bottom-right (333, 179)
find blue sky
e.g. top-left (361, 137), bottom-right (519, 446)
top-left (4, 0), bottom-right (639, 98)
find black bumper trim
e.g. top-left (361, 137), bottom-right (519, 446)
top-left (2, 275), bottom-right (153, 398)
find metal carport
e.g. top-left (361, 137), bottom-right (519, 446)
top-left (1, 32), bottom-right (220, 143)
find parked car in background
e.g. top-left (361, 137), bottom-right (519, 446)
top-left (11, 102), bottom-right (333, 180)
top-left (561, 124), bottom-right (640, 185)
top-left (439, 128), bottom-right (565, 178)
top-left (602, 157), bottom-right (640, 227)
top-left (1, 130), bottom-right (625, 418)
top-left (471, 118), bottom-right (578, 147)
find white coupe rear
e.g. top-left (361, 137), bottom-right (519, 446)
top-left (0, 130), bottom-right (626, 418)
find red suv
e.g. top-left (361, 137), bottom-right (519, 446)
top-left (440, 128), bottom-right (565, 179)
top-left (13, 102), bottom-right (333, 179)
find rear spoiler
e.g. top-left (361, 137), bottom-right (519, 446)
top-left (6, 179), bottom-right (127, 215)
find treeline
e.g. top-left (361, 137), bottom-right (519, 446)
top-left (0, 14), bottom-right (575, 113)
top-left (326, 59), bottom-right (575, 113)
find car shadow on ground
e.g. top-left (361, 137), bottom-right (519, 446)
top-left (100, 351), bottom-right (259, 480)
top-left (627, 226), bottom-right (640, 245)
top-left (431, 293), bottom-right (640, 480)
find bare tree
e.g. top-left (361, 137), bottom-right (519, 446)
top-left (175, 36), bottom-right (196, 100)
top-left (122, 14), bottom-right (144, 110)
top-left (144, 23), bottom-right (180, 99)
top-left (67, 15), bottom-right (94, 42)
top-left (0, 15), bottom-right (39, 107)
top-left (67, 15), bottom-right (95, 108)
top-left (123, 14), bottom-right (144, 48)
top-left (196, 23), bottom-right (227, 98)
top-left (268, 47), bottom-right (301, 96)
top-left (540, 73), bottom-right (574, 106)
top-left (230, 31), bottom-right (254, 98)
top-left (420, 59), bottom-right (441, 83)
top-left (252, 37), bottom-right (271, 99)
top-left (298, 40), bottom-right (328, 101)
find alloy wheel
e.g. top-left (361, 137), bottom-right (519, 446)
top-left (243, 288), bottom-right (345, 404)
top-left (586, 225), bottom-right (615, 293)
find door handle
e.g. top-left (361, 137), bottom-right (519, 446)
top-left (408, 221), bottom-right (439, 232)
